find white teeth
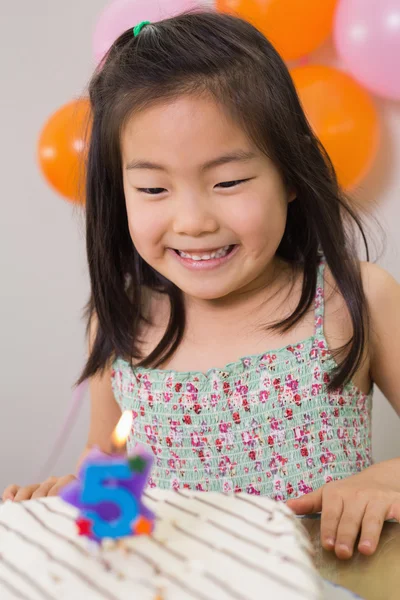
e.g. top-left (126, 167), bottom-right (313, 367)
top-left (178, 245), bottom-right (231, 261)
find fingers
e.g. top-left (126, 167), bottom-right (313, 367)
top-left (2, 484), bottom-right (19, 502)
top-left (320, 492), bottom-right (344, 552)
top-left (31, 477), bottom-right (59, 499)
top-left (386, 501), bottom-right (400, 522)
top-left (13, 484), bottom-right (41, 502)
top-left (334, 497), bottom-right (368, 559)
top-left (3, 475), bottom-right (76, 503)
top-left (358, 502), bottom-right (387, 556)
top-left (47, 475), bottom-right (76, 497)
top-left (31, 475), bottom-right (76, 499)
top-left (286, 488), bottom-right (323, 515)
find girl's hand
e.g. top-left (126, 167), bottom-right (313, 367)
top-left (286, 458), bottom-right (400, 560)
top-left (2, 475), bottom-right (76, 502)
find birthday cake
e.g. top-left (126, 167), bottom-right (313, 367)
top-left (0, 489), bottom-right (323, 600)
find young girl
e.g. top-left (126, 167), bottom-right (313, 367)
top-left (3, 11), bottom-right (400, 561)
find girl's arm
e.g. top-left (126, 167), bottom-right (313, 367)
top-left (79, 312), bottom-right (122, 463)
top-left (288, 262), bottom-right (400, 559)
top-left (84, 362), bottom-right (122, 457)
top-left (365, 262), bottom-right (400, 414)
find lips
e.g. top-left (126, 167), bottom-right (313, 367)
top-left (175, 246), bottom-right (229, 253)
top-left (168, 244), bottom-right (240, 271)
top-left (175, 245), bottom-right (233, 261)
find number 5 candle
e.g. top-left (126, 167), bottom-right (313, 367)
top-left (60, 411), bottom-right (155, 542)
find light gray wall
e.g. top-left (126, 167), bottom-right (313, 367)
top-left (1, 1), bottom-right (399, 493)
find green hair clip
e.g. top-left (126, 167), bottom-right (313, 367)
top-left (133, 21), bottom-right (151, 36)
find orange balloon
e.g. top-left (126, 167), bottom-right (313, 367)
top-left (216, 0), bottom-right (337, 61)
top-left (290, 66), bottom-right (380, 190)
top-left (37, 99), bottom-right (92, 203)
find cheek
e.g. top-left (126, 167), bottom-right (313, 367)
top-left (125, 202), bottom-right (166, 256)
top-left (229, 193), bottom-right (288, 248)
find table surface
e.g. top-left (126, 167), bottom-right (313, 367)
top-left (302, 517), bottom-right (400, 600)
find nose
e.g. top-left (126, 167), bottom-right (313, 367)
top-left (172, 195), bottom-right (219, 237)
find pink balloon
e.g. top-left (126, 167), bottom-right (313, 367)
top-left (93, 0), bottom-right (207, 64)
top-left (334, 0), bottom-right (400, 100)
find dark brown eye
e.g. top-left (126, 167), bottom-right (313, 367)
top-left (137, 188), bottom-right (166, 195)
top-left (216, 179), bottom-right (250, 189)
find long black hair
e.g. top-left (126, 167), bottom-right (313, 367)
top-left (79, 10), bottom-right (370, 391)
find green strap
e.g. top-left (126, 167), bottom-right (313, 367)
top-left (133, 21), bottom-right (151, 36)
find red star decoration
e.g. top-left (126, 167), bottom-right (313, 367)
top-left (76, 517), bottom-right (93, 536)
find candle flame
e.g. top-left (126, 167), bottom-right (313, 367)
top-left (111, 411), bottom-right (133, 448)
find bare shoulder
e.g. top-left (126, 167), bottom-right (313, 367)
top-left (358, 262), bottom-right (400, 409)
top-left (359, 261), bottom-right (400, 307)
top-left (360, 261), bottom-right (400, 360)
top-left (322, 260), bottom-right (399, 332)
top-left (322, 260), bottom-right (399, 309)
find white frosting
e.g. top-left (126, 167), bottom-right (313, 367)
top-left (0, 489), bottom-right (323, 600)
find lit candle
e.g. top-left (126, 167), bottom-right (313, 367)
top-left (110, 410), bottom-right (134, 453)
top-left (60, 411), bottom-right (155, 542)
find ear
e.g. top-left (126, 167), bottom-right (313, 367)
top-left (288, 189), bottom-right (297, 203)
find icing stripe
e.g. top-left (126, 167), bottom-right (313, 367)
top-left (0, 552), bottom-right (56, 600)
top-left (168, 523), bottom-right (314, 598)
top-left (232, 494), bottom-right (313, 553)
top-left (235, 493), bottom-right (291, 522)
top-left (40, 501), bottom-right (81, 521)
top-left (43, 498), bottom-right (292, 599)
top-left (3, 496), bottom-right (320, 600)
top-left (145, 491), bottom-right (294, 548)
top-left (28, 501), bottom-right (217, 600)
top-left (0, 522), bottom-right (119, 600)
top-left (150, 536), bottom-right (249, 600)
top-left (234, 495), bottom-right (311, 540)
top-left (20, 502), bottom-right (155, 594)
top-left (0, 575), bottom-right (34, 600)
top-left (42, 498), bottom-right (314, 596)
top-left (22, 503), bottom-right (114, 574)
top-left (165, 499), bottom-right (198, 517)
top-left (124, 546), bottom-right (215, 600)
top-left (145, 491), bottom-right (318, 598)
top-left (163, 490), bottom-right (294, 537)
top-left (232, 494), bottom-right (274, 520)
top-left (21, 503), bottom-right (88, 556)
top-left (41, 497), bottom-right (212, 598)
top-left (171, 520), bottom-right (317, 587)
top-left (145, 490), bottom-right (311, 559)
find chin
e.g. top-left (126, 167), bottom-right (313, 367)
top-left (178, 281), bottom-right (240, 301)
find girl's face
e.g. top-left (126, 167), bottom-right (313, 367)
top-left (121, 94), bottom-right (295, 302)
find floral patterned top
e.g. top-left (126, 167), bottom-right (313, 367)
top-left (111, 259), bottom-right (373, 500)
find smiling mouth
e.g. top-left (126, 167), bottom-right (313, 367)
top-left (173, 245), bottom-right (236, 261)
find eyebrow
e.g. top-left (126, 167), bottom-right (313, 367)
top-left (125, 150), bottom-right (257, 172)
